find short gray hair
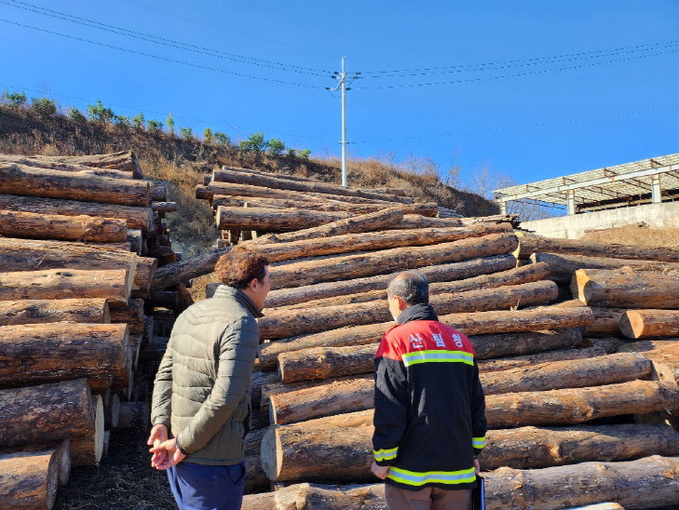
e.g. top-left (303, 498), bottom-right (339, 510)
top-left (387, 271), bottom-right (429, 306)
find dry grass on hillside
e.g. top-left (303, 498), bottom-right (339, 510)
top-left (582, 224), bottom-right (679, 248)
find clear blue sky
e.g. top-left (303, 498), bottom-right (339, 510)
top-left (2, 0), bottom-right (678, 192)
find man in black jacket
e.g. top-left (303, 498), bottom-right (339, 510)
top-left (371, 271), bottom-right (487, 510)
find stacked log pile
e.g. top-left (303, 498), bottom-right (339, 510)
top-left (0, 152), bottom-right (183, 508)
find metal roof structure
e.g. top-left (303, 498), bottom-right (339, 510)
top-left (494, 152), bottom-right (679, 214)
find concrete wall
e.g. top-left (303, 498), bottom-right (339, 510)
top-left (521, 201), bottom-right (679, 239)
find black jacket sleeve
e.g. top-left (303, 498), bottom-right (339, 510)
top-left (372, 356), bottom-right (408, 466)
top-left (470, 356), bottom-right (487, 456)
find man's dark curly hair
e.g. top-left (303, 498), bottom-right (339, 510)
top-left (215, 249), bottom-right (269, 289)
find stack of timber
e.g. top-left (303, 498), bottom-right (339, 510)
top-left (0, 152), bottom-right (184, 509)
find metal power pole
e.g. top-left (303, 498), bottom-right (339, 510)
top-left (327, 58), bottom-right (360, 187)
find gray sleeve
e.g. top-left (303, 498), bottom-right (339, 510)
top-left (150, 335), bottom-right (174, 428)
top-left (176, 318), bottom-right (259, 454)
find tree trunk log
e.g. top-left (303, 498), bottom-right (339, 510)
top-left (132, 256), bottom-right (158, 298)
top-left (0, 323), bottom-right (129, 386)
top-left (0, 268), bottom-right (130, 304)
top-left (69, 395), bottom-right (105, 466)
top-left (517, 231), bottom-right (679, 262)
top-left (0, 194), bottom-right (153, 231)
top-left (619, 340), bottom-right (679, 380)
top-left (212, 167), bottom-right (412, 203)
top-left (530, 252), bottom-right (679, 284)
top-left (0, 379), bottom-right (95, 448)
top-left (116, 401), bottom-right (150, 430)
top-left (264, 254), bottom-right (517, 308)
top-left (0, 209), bottom-right (128, 243)
top-left (260, 280), bottom-right (557, 340)
top-left (486, 379), bottom-right (679, 428)
top-left (0, 151), bottom-right (142, 177)
top-left (150, 247), bottom-right (230, 291)
top-left (572, 268), bottom-right (679, 308)
top-left (250, 207), bottom-right (406, 245)
top-left (109, 299), bottom-right (145, 335)
top-left (244, 428), bottom-right (269, 494)
top-left (0, 163), bottom-right (150, 206)
top-left (0, 450), bottom-right (59, 509)
top-left (620, 309), bottom-right (679, 339)
top-left (216, 206), bottom-right (351, 231)
top-left (478, 346), bottom-right (606, 373)
top-left (269, 232), bottom-right (518, 289)
top-left (243, 223), bottom-right (512, 263)
top-left (0, 298), bottom-right (110, 326)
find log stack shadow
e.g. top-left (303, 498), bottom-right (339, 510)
top-left (0, 151), bottom-right (186, 508)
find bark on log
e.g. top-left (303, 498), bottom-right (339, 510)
top-left (0, 379), bottom-right (95, 448)
top-left (244, 428), bottom-right (269, 494)
top-left (619, 340), bottom-right (679, 380)
top-left (69, 395), bottom-right (105, 466)
top-left (0, 268), bottom-right (130, 304)
top-left (132, 256), bottom-right (158, 298)
top-left (0, 450), bottom-right (59, 509)
top-left (572, 267), bottom-right (679, 308)
top-left (242, 482), bottom-right (386, 510)
top-left (216, 206), bottom-right (352, 231)
top-left (109, 299), bottom-right (145, 335)
top-left (116, 401), bottom-right (150, 430)
top-left (485, 380), bottom-right (679, 428)
top-left (0, 194), bottom-right (153, 231)
top-left (0, 298), bottom-right (110, 326)
top-left (484, 455), bottom-right (679, 510)
top-left (265, 254), bottom-right (516, 308)
top-left (620, 309), bottom-right (679, 339)
top-left (242, 223), bottom-right (512, 263)
top-left (212, 167), bottom-right (412, 203)
top-left (261, 280), bottom-right (557, 340)
top-left (477, 346), bottom-right (606, 373)
top-left (0, 209), bottom-right (128, 243)
top-left (150, 247), bottom-right (230, 291)
top-left (471, 328), bottom-right (584, 360)
top-left (269, 232), bottom-right (518, 289)
top-left (104, 393), bottom-right (121, 429)
top-left (251, 370), bottom-right (280, 409)
top-left (530, 252), bottom-right (679, 284)
top-left (276, 261), bottom-right (550, 310)
top-left (0, 151), bottom-right (142, 177)
top-left (0, 163), bottom-right (150, 206)
top-left (393, 214), bottom-right (512, 230)
top-left (249, 207), bottom-right (406, 245)
top-left (0, 323), bottom-right (129, 386)
top-left (2, 440), bottom-right (71, 487)
top-left (517, 231), bottom-right (679, 262)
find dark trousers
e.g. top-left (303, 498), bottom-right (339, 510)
top-left (385, 484), bottom-right (472, 510)
top-left (167, 461), bottom-right (245, 510)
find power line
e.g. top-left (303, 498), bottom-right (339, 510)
top-left (360, 39), bottom-right (679, 77)
top-left (355, 46), bottom-right (679, 89)
top-left (3, 0), bottom-right (332, 77)
top-left (0, 18), bottom-right (324, 89)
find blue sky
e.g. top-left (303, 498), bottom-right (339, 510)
top-left (2, 1), bottom-right (678, 193)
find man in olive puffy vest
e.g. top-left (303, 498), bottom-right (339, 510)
top-left (371, 271), bottom-right (486, 510)
top-left (148, 250), bottom-right (270, 510)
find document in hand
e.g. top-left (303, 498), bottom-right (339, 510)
top-left (472, 476), bottom-right (485, 510)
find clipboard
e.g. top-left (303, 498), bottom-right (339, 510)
top-left (472, 476), bottom-right (485, 510)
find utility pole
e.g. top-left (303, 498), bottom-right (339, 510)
top-left (328, 57), bottom-right (360, 187)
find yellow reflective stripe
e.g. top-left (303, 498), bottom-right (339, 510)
top-left (473, 436), bottom-right (486, 448)
top-left (387, 466), bottom-right (476, 486)
top-left (374, 447), bottom-right (398, 462)
top-left (402, 350), bottom-right (474, 367)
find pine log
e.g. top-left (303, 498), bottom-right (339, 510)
top-left (619, 340), bottom-right (679, 380)
top-left (109, 299), bottom-right (145, 335)
top-left (0, 194), bottom-right (154, 231)
top-left (260, 280), bottom-right (557, 340)
top-left (0, 450), bottom-right (59, 509)
top-left (0, 209), bottom-right (128, 243)
top-left (243, 223), bottom-right (512, 264)
top-left (0, 323), bottom-right (129, 386)
top-left (265, 254), bottom-right (517, 308)
top-left (530, 252), bottom-right (679, 284)
top-left (0, 298), bottom-right (110, 326)
top-left (151, 247), bottom-right (230, 291)
top-left (69, 395), bottom-right (105, 466)
top-left (554, 300), bottom-right (627, 337)
top-left (251, 371), bottom-right (280, 409)
top-left (269, 232), bottom-right (518, 289)
top-left (132, 256), bottom-right (158, 297)
top-left (0, 268), bottom-right (130, 304)
top-left (2, 440), bottom-right (71, 487)
top-left (242, 483), bottom-right (387, 510)
top-left (216, 206), bottom-right (353, 231)
top-left (478, 346), bottom-right (606, 373)
top-left (471, 328), bottom-right (584, 360)
top-left (0, 163), bottom-right (150, 206)
top-left (0, 379), bottom-right (95, 448)
top-left (116, 401), bottom-right (150, 430)
top-left (244, 429), bottom-right (269, 494)
top-left (393, 214), bottom-right (511, 230)
top-left (104, 393), bottom-right (121, 429)
top-left (572, 268), bottom-right (679, 308)
top-left (619, 309), bottom-right (679, 339)
top-left (212, 167), bottom-right (412, 203)
top-left (484, 455), bottom-right (679, 510)
top-left (276, 261), bottom-right (550, 310)
top-left (485, 380), bottom-right (679, 428)
top-left (0, 151), bottom-right (142, 177)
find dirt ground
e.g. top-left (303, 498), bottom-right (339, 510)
top-left (54, 428), bottom-right (177, 510)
